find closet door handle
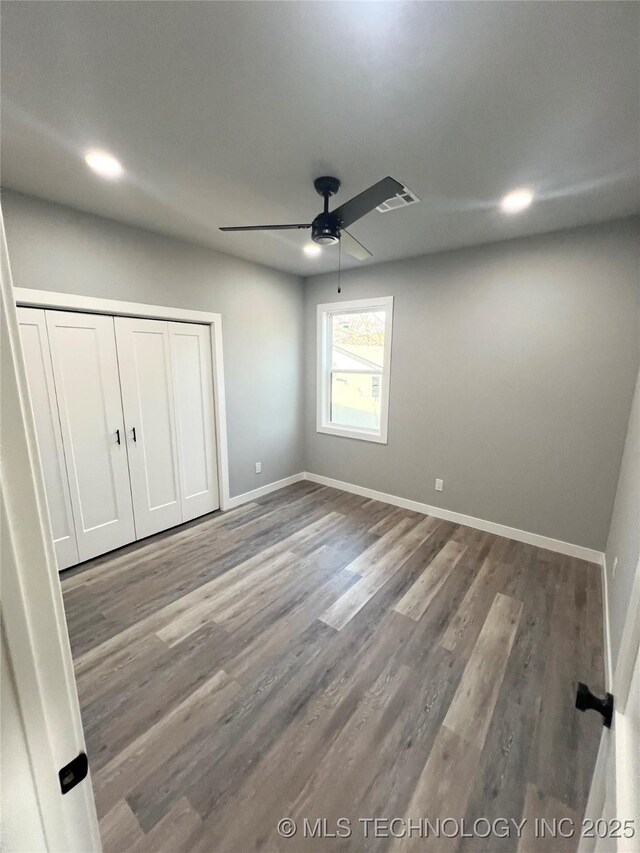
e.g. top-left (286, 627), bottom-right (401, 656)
top-left (116, 428), bottom-right (121, 445)
top-left (132, 427), bottom-right (137, 443)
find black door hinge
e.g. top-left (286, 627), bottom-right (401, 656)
top-left (575, 682), bottom-right (614, 728)
top-left (58, 752), bottom-right (88, 794)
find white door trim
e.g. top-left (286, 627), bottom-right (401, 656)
top-left (14, 288), bottom-right (231, 511)
top-left (1, 225), bottom-right (101, 849)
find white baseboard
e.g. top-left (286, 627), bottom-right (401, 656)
top-left (224, 469), bottom-right (604, 564)
top-left (303, 472), bottom-right (604, 565)
top-left (224, 473), bottom-right (305, 510)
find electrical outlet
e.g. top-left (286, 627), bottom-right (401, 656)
top-left (435, 478), bottom-right (444, 492)
top-left (255, 462), bottom-right (262, 474)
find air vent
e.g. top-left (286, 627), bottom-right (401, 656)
top-left (376, 185), bottom-right (420, 213)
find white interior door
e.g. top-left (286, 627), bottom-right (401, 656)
top-left (115, 317), bottom-right (183, 539)
top-left (45, 310), bottom-right (136, 561)
top-left (2, 225), bottom-right (101, 853)
top-left (581, 567), bottom-right (640, 853)
top-left (169, 322), bottom-right (219, 521)
top-left (17, 307), bottom-right (79, 570)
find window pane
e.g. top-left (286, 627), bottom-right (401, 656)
top-left (331, 311), bottom-right (385, 370)
top-left (330, 372), bottom-right (382, 430)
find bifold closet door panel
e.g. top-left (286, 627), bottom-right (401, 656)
top-left (44, 310), bottom-right (136, 561)
top-left (17, 308), bottom-right (79, 570)
top-left (168, 322), bottom-right (219, 520)
top-left (114, 317), bottom-right (183, 539)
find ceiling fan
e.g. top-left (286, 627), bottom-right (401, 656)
top-left (220, 175), bottom-right (406, 260)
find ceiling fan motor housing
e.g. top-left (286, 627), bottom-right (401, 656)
top-left (311, 212), bottom-right (341, 245)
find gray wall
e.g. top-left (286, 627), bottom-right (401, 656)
top-left (304, 218), bottom-right (640, 552)
top-left (5, 189), bottom-right (638, 552)
top-left (605, 369), bottom-right (639, 670)
top-left (2, 189), bottom-right (305, 498)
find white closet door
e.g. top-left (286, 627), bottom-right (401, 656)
top-left (169, 322), bottom-right (219, 520)
top-left (45, 310), bottom-right (136, 561)
top-left (115, 317), bottom-right (183, 539)
top-left (17, 308), bottom-right (79, 570)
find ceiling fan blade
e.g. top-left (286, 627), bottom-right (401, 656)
top-left (219, 223), bottom-right (311, 232)
top-left (341, 229), bottom-right (372, 261)
top-left (332, 176), bottom-right (405, 228)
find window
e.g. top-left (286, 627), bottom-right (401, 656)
top-left (317, 296), bottom-right (393, 443)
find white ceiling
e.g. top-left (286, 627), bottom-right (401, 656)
top-left (2, 1), bottom-right (638, 276)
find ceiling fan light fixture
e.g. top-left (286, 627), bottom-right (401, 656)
top-left (311, 212), bottom-right (341, 246)
top-left (84, 149), bottom-right (123, 179)
top-left (501, 187), bottom-right (533, 214)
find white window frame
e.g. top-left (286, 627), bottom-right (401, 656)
top-left (316, 296), bottom-right (394, 444)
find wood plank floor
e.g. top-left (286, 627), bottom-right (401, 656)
top-left (61, 482), bottom-right (605, 853)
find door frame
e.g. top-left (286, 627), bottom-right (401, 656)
top-left (2, 221), bottom-right (102, 849)
top-left (579, 561), bottom-right (640, 852)
top-left (14, 288), bottom-right (231, 511)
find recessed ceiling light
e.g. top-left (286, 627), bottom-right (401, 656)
top-left (501, 187), bottom-right (533, 214)
top-left (303, 243), bottom-right (321, 257)
top-left (84, 149), bottom-right (123, 180)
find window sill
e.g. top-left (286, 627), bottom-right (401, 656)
top-left (316, 424), bottom-right (388, 444)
